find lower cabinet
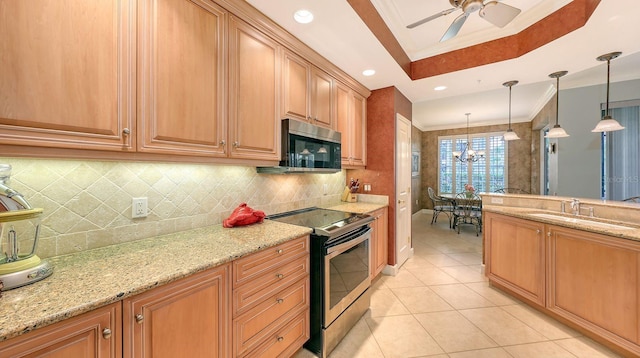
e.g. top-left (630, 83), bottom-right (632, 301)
top-left (0, 302), bottom-right (121, 358)
top-left (484, 212), bottom-right (545, 306)
top-left (232, 236), bottom-right (310, 357)
top-left (123, 264), bottom-right (230, 358)
top-left (370, 207), bottom-right (388, 279)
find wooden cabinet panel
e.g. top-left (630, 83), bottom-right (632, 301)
top-left (228, 16), bottom-right (280, 160)
top-left (310, 68), bottom-right (334, 128)
top-left (370, 207), bottom-right (388, 279)
top-left (0, 303), bottom-right (121, 358)
top-left (137, 0), bottom-right (226, 156)
top-left (336, 82), bottom-right (366, 168)
top-left (0, 0), bottom-right (134, 151)
top-left (548, 226), bottom-right (640, 346)
top-left (123, 264), bottom-right (230, 358)
top-left (282, 51), bottom-right (310, 121)
top-left (242, 310), bottom-right (309, 358)
top-left (485, 212), bottom-right (545, 306)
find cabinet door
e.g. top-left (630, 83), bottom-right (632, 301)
top-left (282, 51), bottom-right (310, 122)
top-left (349, 91), bottom-right (367, 167)
top-left (548, 226), bottom-right (640, 345)
top-left (485, 212), bottom-right (545, 306)
top-left (372, 207), bottom-right (389, 278)
top-left (335, 82), bottom-right (352, 164)
top-left (0, 0), bottom-right (134, 151)
top-left (123, 264), bottom-right (230, 358)
top-left (137, 0), bottom-right (226, 156)
top-left (0, 303), bottom-right (121, 358)
top-left (310, 68), bottom-right (334, 129)
top-left (228, 16), bottom-right (280, 161)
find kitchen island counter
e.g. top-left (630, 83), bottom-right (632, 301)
top-left (0, 220), bottom-right (311, 342)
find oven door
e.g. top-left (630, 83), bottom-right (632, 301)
top-left (324, 226), bottom-right (371, 326)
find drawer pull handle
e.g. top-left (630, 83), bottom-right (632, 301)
top-left (277, 336), bottom-right (284, 342)
top-left (102, 328), bottom-right (112, 339)
top-left (276, 298), bottom-right (284, 304)
top-left (135, 314), bottom-right (144, 324)
top-left (276, 273), bottom-right (284, 279)
top-left (276, 249), bottom-right (283, 254)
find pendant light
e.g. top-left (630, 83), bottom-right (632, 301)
top-left (502, 80), bottom-right (520, 141)
top-left (545, 71), bottom-right (570, 138)
top-left (453, 113), bottom-right (485, 163)
top-left (592, 51), bottom-right (625, 132)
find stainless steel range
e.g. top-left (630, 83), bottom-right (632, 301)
top-left (267, 207), bottom-right (374, 358)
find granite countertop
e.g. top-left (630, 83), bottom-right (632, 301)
top-left (483, 205), bottom-right (640, 242)
top-left (329, 202), bottom-right (388, 214)
top-left (0, 221), bottom-right (312, 342)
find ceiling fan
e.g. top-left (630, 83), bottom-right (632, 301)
top-left (407, 0), bottom-right (521, 42)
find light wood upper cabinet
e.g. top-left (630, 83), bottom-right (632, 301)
top-left (547, 225), bottom-right (640, 347)
top-left (370, 207), bottom-right (389, 279)
top-left (228, 16), bottom-right (280, 161)
top-left (310, 67), bottom-right (334, 129)
top-left (336, 82), bottom-right (366, 168)
top-left (123, 264), bottom-right (230, 358)
top-left (0, 302), bottom-right (121, 358)
top-left (0, 0), bottom-right (134, 151)
top-left (485, 212), bottom-right (545, 306)
top-left (137, 0), bottom-right (227, 156)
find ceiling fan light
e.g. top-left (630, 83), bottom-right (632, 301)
top-left (503, 129), bottom-right (520, 141)
top-left (478, 1), bottom-right (521, 28)
top-left (591, 116), bottom-right (625, 132)
top-left (545, 125), bottom-right (570, 138)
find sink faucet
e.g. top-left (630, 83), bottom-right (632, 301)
top-left (570, 198), bottom-right (580, 215)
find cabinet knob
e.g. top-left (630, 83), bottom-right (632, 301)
top-left (122, 128), bottom-right (131, 135)
top-left (277, 336), bottom-right (284, 342)
top-left (102, 328), bottom-right (112, 339)
top-left (536, 229), bottom-right (541, 234)
top-left (135, 314), bottom-right (144, 324)
top-left (276, 298), bottom-right (284, 304)
top-left (220, 140), bottom-right (226, 147)
top-left (276, 273), bottom-right (284, 279)
top-left (233, 141), bottom-right (239, 148)
top-left (276, 249), bottom-right (283, 254)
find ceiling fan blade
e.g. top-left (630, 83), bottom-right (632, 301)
top-left (406, 8), bottom-right (457, 29)
top-left (479, 1), bottom-right (521, 28)
top-left (440, 12), bottom-right (469, 42)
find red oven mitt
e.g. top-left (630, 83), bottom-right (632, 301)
top-left (223, 203), bottom-right (266, 228)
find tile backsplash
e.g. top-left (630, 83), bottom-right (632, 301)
top-left (1, 158), bottom-right (345, 258)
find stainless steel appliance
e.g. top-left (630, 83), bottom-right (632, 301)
top-left (267, 208), bottom-right (373, 358)
top-left (0, 164), bottom-right (52, 290)
top-left (256, 119), bottom-right (341, 174)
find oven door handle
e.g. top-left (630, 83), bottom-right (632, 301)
top-left (326, 228), bottom-right (370, 256)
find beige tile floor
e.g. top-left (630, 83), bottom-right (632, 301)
top-left (294, 211), bottom-right (623, 358)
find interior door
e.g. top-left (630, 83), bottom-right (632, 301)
top-left (395, 113), bottom-right (412, 268)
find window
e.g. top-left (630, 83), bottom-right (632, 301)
top-left (438, 133), bottom-right (507, 195)
top-left (601, 100), bottom-right (640, 200)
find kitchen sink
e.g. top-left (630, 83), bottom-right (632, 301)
top-left (528, 213), bottom-right (634, 230)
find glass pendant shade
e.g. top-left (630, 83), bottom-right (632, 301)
top-left (592, 52), bottom-right (625, 133)
top-left (503, 129), bottom-right (520, 141)
top-left (545, 124), bottom-right (570, 138)
top-left (502, 80), bottom-right (520, 141)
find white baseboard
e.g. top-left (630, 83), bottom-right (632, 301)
top-left (381, 247), bottom-right (414, 276)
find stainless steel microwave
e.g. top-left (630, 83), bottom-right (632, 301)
top-left (257, 119), bottom-right (341, 174)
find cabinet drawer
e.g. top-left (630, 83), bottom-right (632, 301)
top-left (234, 255), bottom-right (309, 315)
top-left (242, 310), bottom-right (309, 358)
top-left (233, 236), bottom-right (309, 288)
top-left (234, 278), bottom-right (309, 356)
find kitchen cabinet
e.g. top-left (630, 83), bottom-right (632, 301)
top-left (336, 82), bottom-right (366, 168)
top-left (232, 236), bottom-right (310, 357)
top-left (547, 225), bottom-right (640, 349)
top-left (228, 16), bottom-right (281, 161)
top-left (0, 302), bottom-right (121, 358)
top-left (282, 51), bottom-right (335, 129)
top-left (137, 0), bottom-right (227, 157)
top-left (484, 212), bottom-right (545, 306)
top-left (370, 207), bottom-right (389, 279)
top-left (0, 0), bottom-right (135, 152)
top-left (123, 264), bottom-right (230, 358)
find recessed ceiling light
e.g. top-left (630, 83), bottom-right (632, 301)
top-left (434, 86), bottom-right (447, 91)
top-left (362, 69), bottom-right (376, 76)
top-left (294, 10), bottom-right (314, 24)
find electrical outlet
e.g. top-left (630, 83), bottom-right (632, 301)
top-left (132, 197), bottom-right (148, 218)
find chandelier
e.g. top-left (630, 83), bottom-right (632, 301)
top-left (453, 113), bottom-right (485, 163)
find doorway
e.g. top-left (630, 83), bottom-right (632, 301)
top-left (395, 113), bottom-right (412, 268)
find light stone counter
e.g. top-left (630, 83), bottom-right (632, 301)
top-left (482, 193), bottom-right (640, 242)
top-left (0, 220), bottom-right (311, 342)
top-left (329, 202), bottom-right (387, 214)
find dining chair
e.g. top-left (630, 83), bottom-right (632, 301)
top-left (452, 192), bottom-right (482, 236)
top-left (622, 196), bottom-right (640, 203)
top-left (428, 187), bottom-right (454, 228)
top-left (494, 188), bottom-right (530, 194)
